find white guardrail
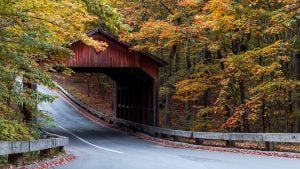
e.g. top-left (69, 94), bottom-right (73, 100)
top-left (57, 84), bottom-right (300, 151)
top-left (0, 136), bottom-right (68, 156)
top-left (0, 132), bottom-right (68, 163)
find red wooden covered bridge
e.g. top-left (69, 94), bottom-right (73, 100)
top-left (62, 28), bottom-right (166, 126)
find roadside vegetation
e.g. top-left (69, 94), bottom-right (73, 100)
top-left (0, 0), bottom-right (121, 141)
top-left (55, 0), bottom-right (300, 134)
top-left (0, 0), bottom-right (299, 145)
top-left (109, 0), bottom-right (300, 133)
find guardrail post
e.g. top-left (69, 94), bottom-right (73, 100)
top-left (154, 132), bottom-right (161, 138)
top-left (8, 153), bottom-right (23, 164)
top-left (161, 134), bottom-right (167, 139)
top-left (225, 140), bottom-right (235, 147)
top-left (57, 146), bottom-right (64, 152)
top-left (195, 138), bottom-right (204, 145)
top-left (172, 135), bottom-right (179, 141)
top-left (265, 142), bottom-right (275, 151)
top-left (40, 149), bottom-right (51, 158)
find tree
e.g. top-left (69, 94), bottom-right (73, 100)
top-left (115, 0), bottom-right (300, 132)
top-left (0, 0), bottom-right (119, 140)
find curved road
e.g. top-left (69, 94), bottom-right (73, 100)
top-left (38, 86), bottom-right (299, 169)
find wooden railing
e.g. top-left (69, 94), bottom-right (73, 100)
top-left (0, 132), bottom-right (68, 164)
top-left (57, 84), bottom-right (300, 151)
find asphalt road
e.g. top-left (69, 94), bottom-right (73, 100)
top-left (38, 86), bottom-right (300, 169)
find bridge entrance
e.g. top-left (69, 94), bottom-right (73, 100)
top-left (62, 29), bottom-right (166, 126)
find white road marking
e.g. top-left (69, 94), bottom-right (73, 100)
top-left (59, 125), bottom-right (124, 154)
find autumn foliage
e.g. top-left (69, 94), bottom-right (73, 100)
top-left (112, 0), bottom-right (300, 132)
top-left (0, 0), bottom-right (121, 140)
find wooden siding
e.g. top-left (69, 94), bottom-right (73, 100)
top-left (65, 34), bottom-right (159, 81)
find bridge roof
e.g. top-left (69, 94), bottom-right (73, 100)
top-left (85, 28), bottom-right (167, 67)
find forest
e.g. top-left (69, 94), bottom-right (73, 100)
top-left (0, 0), bottom-right (299, 142)
top-left (114, 0), bottom-right (300, 133)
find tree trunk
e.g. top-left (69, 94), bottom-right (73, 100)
top-left (184, 41), bottom-right (191, 127)
top-left (186, 46), bottom-right (192, 72)
top-left (22, 82), bottom-right (33, 123)
top-left (217, 50), bottom-right (225, 70)
top-left (261, 100), bottom-right (266, 133)
top-left (231, 39), bottom-right (239, 54)
top-left (239, 80), bottom-right (249, 132)
top-left (165, 89), bottom-right (171, 127)
top-left (293, 51), bottom-right (300, 132)
top-left (203, 45), bottom-right (211, 64)
top-left (165, 44), bottom-right (177, 127)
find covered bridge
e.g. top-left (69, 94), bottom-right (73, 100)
top-left (62, 28), bottom-right (166, 126)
